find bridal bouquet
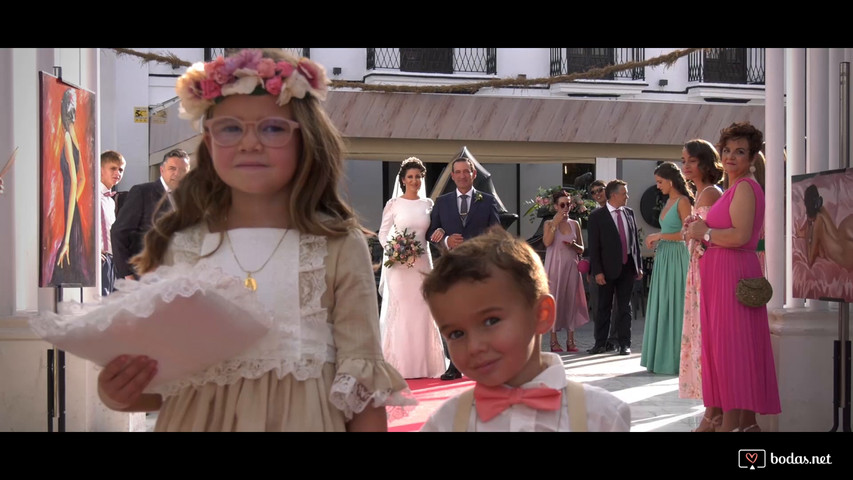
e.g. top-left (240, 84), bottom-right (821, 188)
top-left (384, 228), bottom-right (425, 268)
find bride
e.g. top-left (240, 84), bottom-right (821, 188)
top-left (378, 157), bottom-right (446, 379)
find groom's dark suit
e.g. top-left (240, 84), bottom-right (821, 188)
top-left (427, 188), bottom-right (501, 246)
top-left (111, 179), bottom-right (172, 279)
top-left (587, 203), bottom-right (642, 353)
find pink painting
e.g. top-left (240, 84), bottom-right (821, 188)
top-left (791, 168), bottom-right (853, 302)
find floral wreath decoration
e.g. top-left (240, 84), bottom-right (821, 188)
top-left (523, 185), bottom-right (597, 223)
top-left (175, 49), bottom-right (330, 122)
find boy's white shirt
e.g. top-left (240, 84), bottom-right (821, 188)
top-left (420, 352), bottom-right (631, 432)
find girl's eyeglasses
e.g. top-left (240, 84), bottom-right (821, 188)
top-left (591, 188), bottom-right (604, 195)
top-left (557, 202), bottom-right (571, 208)
top-left (205, 116), bottom-right (301, 148)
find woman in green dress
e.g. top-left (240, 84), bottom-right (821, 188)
top-left (640, 162), bottom-right (693, 374)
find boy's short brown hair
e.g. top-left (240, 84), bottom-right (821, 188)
top-left (100, 150), bottom-right (125, 167)
top-left (421, 226), bottom-right (549, 307)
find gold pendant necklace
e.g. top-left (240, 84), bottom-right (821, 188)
top-left (226, 229), bottom-right (289, 291)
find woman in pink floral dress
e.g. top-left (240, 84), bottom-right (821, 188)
top-left (678, 139), bottom-right (723, 431)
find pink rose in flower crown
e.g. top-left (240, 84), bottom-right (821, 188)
top-left (256, 58), bottom-right (276, 79)
top-left (199, 78), bottom-right (222, 100)
top-left (276, 61), bottom-right (295, 78)
top-left (205, 57), bottom-right (231, 85)
top-left (265, 76), bottom-right (283, 96)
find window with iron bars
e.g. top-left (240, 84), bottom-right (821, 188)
top-left (688, 48), bottom-right (765, 85)
top-left (204, 48), bottom-right (310, 61)
top-left (366, 48), bottom-right (497, 75)
top-left (550, 48), bottom-right (645, 80)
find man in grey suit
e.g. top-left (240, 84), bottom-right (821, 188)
top-left (426, 156), bottom-right (500, 379)
top-left (111, 149), bottom-right (190, 280)
top-left (586, 180), bottom-right (643, 356)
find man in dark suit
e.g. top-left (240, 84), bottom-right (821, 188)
top-left (426, 156), bottom-right (501, 379)
top-left (111, 149), bottom-right (190, 280)
top-left (587, 179), bottom-right (643, 356)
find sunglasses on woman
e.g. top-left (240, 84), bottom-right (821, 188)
top-left (591, 188), bottom-right (604, 195)
top-left (557, 202), bottom-right (571, 208)
top-left (205, 116), bottom-right (301, 148)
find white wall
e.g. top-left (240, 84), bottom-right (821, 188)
top-left (311, 48), bottom-right (366, 82)
top-left (496, 48), bottom-right (550, 80)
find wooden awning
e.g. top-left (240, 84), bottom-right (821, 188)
top-left (324, 90), bottom-right (765, 164)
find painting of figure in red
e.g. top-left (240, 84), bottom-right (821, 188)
top-left (39, 72), bottom-right (97, 287)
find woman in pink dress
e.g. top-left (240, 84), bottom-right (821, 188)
top-left (686, 122), bottom-right (781, 432)
top-left (678, 139), bottom-right (723, 431)
top-left (542, 190), bottom-right (590, 352)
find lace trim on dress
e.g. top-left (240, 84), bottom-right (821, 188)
top-left (29, 262), bottom-right (273, 340)
top-left (151, 227), bottom-right (335, 397)
top-left (329, 359), bottom-right (418, 420)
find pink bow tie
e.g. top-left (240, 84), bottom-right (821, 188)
top-left (473, 383), bottom-right (562, 422)
top-left (103, 190), bottom-right (117, 198)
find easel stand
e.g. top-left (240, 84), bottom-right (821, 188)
top-left (47, 283), bottom-right (81, 432)
top-left (827, 299), bottom-right (851, 432)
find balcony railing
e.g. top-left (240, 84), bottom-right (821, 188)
top-left (366, 48), bottom-right (497, 75)
top-left (550, 48), bottom-right (645, 81)
top-left (688, 48), bottom-right (765, 85)
top-left (204, 48), bottom-right (309, 61)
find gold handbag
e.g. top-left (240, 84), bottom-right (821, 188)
top-left (736, 276), bottom-right (773, 307)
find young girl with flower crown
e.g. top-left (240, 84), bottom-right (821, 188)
top-left (95, 48), bottom-right (413, 431)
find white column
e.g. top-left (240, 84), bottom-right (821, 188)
top-left (807, 49), bottom-right (830, 173)
top-left (0, 48), bottom-right (14, 317)
top-left (764, 49), bottom-right (785, 310)
top-left (767, 48), bottom-right (839, 433)
top-left (806, 49), bottom-right (829, 310)
top-left (828, 49), bottom-right (843, 171)
top-left (785, 48), bottom-right (806, 307)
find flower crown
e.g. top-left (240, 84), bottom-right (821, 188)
top-left (175, 49), bottom-right (330, 122)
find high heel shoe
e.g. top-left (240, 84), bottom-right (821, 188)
top-left (550, 336), bottom-right (563, 352)
top-left (691, 414), bottom-right (721, 432)
top-left (566, 331), bottom-right (579, 352)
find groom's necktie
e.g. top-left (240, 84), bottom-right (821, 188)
top-left (460, 194), bottom-right (469, 225)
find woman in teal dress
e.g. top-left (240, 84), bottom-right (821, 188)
top-left (640, 162), bottom-right (692, 374)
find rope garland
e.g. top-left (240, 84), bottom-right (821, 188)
top-left (107, 47), bottom-right (705, 95)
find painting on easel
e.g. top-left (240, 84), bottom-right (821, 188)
top-left (39, 72), bottom-right (97, 287)
top-left (791, 167), bottom-right (853, 302)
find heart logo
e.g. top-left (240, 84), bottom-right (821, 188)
top-left (745, 453), bottom-right (758, 464)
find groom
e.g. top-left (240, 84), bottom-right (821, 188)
top-left (587, 179), bottom-right (643, 356)
top-left (427, 156), bottom-right (501, 380)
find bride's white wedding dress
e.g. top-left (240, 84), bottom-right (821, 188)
top-left (378, 196), bottom-right (446, 379)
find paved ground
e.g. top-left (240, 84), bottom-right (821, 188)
top-left (550, 315), bottom-right (705, 432)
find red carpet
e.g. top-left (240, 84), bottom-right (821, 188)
top-left (387, 376), bottom-right (474, 432)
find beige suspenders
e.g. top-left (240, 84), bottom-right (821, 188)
top-left (451, 380), bottom-right (588, 432)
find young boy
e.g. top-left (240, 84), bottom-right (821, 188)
top-left (419, 227), bottom-right (631, 432)
top-left (99, 150), bottom-right (126, 296)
